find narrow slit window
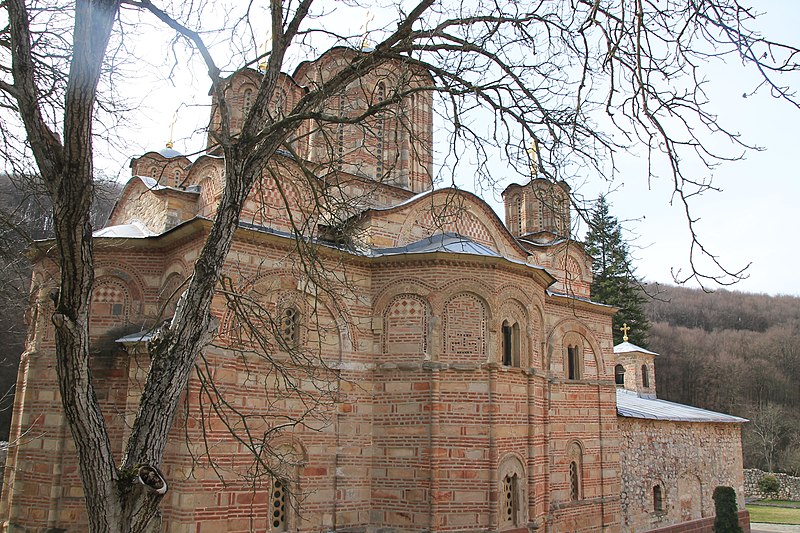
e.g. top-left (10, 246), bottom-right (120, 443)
top-left (502, 321), bottom-right (512, 366)
top-left (642, 364), bottom-right (650, 388)
top-left (568, 345), bottom-right (580, 380)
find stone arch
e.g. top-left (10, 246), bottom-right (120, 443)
top-left (264, 438), bottom-right (307, 533)
top-left (397, 198), bottom-right (500, 252)
top-left (545, 318), bottom-right (605, 379)
top-left (372, 278), bottom-right (436, 316)
top-left (567, 440), bottom-right (585, 501)
top-left (93, 261), bottom-right (146, 311)
top-left (220, 270), bottom-right (354, 355)
top-left (158, 270), bottom-right (188, 320)
top-left (678, 472), bottom-right (703, 520)
top-left (496, 297), bottom-right (528, 367)
top-left (90, 276), bottom-right (133, 337)
top-left (498, 453), bottom-right (527, 529)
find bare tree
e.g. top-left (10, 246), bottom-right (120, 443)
top-left (2, 0), bottom-right (799, 531)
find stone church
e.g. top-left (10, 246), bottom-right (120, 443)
top-left (1, 47), bottom-right (748, 533)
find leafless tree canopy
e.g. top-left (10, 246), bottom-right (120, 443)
top-left (1, 0), bottom-right (799, 531)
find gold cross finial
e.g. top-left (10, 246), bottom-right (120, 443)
top-left (620, 323), bottom-right (631, 342)
top-left (258, 37), bottom-right (270, 72)
top-left (166, 111), bottom-right (178, 149)
top-left (527, 138), bottom-right (539, 176)
top-left (361, 12), bottom-right (375, 49)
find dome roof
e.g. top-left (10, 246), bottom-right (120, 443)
top-left (157, 146), bottom-right (183, 158)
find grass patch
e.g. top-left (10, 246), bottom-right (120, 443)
top-left (747, 503), bottom-right (800, 524)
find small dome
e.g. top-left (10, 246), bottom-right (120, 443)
top-left (158, 146), bottom-right (183, 158)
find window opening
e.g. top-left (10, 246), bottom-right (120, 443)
top-left (502, 321), bottom-right (512, 366)
top-left (653, 485), bottom-right (663, 513)
top-left (569, 461), bottom-right (580, 501)
top-left (642, 364), bottom-right (650, 388)
top-left (336, 93), bottom-right (346, 170)
top-left (270, 478), bottom-right (287, 531)
top-left (280, 307), bottom-right (299, 349)
top-left (243, 88), bottom-right (253, 117)
top-left (568, 345), bottom-right (580, 380)
top-left (502, 473), bottom-right (519, 525)
top-left (512, 322), bottom-right (521, 367)
top-left (375, 82), bottom-right (386, 179)
top-left (615, 364), bottom-right (625, 386)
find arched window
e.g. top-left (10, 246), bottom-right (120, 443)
top-left (568, 442), bottom-right (583, 502)
top-left (280, 306), bottom-right (300, 349)
top-left (502, 473), bottom-right (519, 526)
top-left (173, 168), bottom-right (181, 186)
top-left (499, 455), bottom-right (526, 527)
top-left (568, 344), bottom-right (580, 380)
top-left (516, 196), bottom-right (523, 234)
top-left (569, 461), bottom-right (580, 501)
top-left (642, 364), bottom-right (650, 388)
top-left (336, 93), bottom-right (346, 170)
top-left (502, 321), bottom-right (512, 366)
top-left (653, 485), bottom-right (663, 512)
top-left (243, 88), bottom-right (254, 117)
top-left (270, 477), bottom-right (288, 531)
top-left (149, 166), bottom-right (158, 179)
top-left (501, 320), bottom-right (521, 367)
top-left (375, 82), bottom-right (386, 179)
top-left (615, 364), bottom-right (626, 386)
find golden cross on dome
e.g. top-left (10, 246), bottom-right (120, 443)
top-left (166, 111), bottom-right (178, 149)
top-left (361, 11), bottom-right (375, 49)
top-left (258, 36), bottom-right (270, 72)
top-left (527, 138), bottom-right (539, 176)
top-left (620, 323), bottom-right (631, 342)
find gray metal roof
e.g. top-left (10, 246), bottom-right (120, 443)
top-left (371, 232), bottom-right (501, 258)
top-left (614, 341), bottom-right (659, 356)
top-left (115, 331), bottom-right (154, 344)
top-left (616, 389), bottom-right (747, 423)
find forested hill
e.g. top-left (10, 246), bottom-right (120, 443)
top-left (646, 285), bottom-right (800, 474)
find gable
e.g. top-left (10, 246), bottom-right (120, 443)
top-left (360, 189), bottom-right (528, 261)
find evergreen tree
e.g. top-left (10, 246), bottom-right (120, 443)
top-left (584, 195), bottom-right (650, 346)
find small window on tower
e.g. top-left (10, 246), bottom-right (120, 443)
top-left (615, 364), bottom-right (625, 386)
top-left (642, 364), bottom-right (650, 388)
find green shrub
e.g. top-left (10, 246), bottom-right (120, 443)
top-left (758, 474), bottom-right (780, 497)
top-left (713, 486), bottom-right (743, 533)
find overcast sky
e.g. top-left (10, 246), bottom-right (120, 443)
top-left (105, 1), bottom-right (800, 297)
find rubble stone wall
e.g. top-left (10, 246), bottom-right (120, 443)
top-left (744, 468), bottom-right (800, 500)
top-left (618, 417), bottom-right (746, 533)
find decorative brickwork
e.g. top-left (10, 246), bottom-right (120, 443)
top-left (0, 46), bottom-right (749, 533)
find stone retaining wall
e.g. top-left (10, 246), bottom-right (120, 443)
top-left (744, 468), bottom-right (800, 500)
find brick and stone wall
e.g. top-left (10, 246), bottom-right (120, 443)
top-left (618, 417), bottom-right (746, 533)
top-left (744, 468), bottom-right (800, 501)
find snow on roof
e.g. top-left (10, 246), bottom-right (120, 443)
top-left (158, 147), bottom-right (184, 158)
top-left (614, 341), bottom-right (659, 356)
top-left (115, 331), bottom-right (155, 344)
top-left (134, 175), bottom-right (198, 194)
top-left (93, 220), bottom-right (157, 238)
top-left (616, 389), bottom-right (747, 423)
top-left (371, 232), bottom-right (501, 258)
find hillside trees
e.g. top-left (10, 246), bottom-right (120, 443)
top-left (2, 0), bottom-right (800, 531)
top-left (584, 195), bottom-right (649, 346)
top-left (647, 285), bottom-right (800, 472)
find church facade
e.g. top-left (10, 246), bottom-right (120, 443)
top-left (1, 48), bottom-right (748, 533)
